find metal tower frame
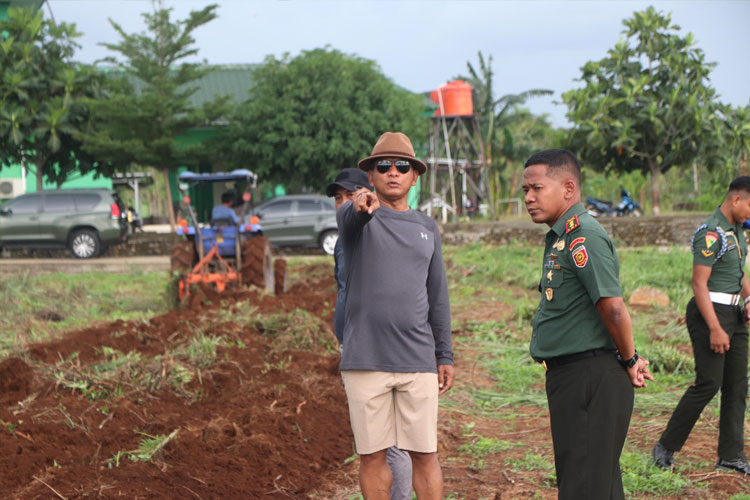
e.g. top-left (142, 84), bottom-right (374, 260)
top-left (425, 113), bottom-right (493, 222)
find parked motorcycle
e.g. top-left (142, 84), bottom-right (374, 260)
top-left (585, 189), bottom-right (642, 217)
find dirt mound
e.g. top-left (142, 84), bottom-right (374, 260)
top-left (1, 264), bottom-right (351, 499)
top-left (0, 357), bottom-right (34, 405)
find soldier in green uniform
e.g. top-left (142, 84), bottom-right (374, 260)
top-left (652, 176), bottom-right (750, 474)
top-left (522, 149), bottom-right (653, 500)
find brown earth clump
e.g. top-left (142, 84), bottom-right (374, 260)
top-left (0, 357), bottom-right (34, 406)
top-left (1, 264), bottom-right (352, 499)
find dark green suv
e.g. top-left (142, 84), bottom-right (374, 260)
top-left (0, 189), bottom-right (128, 258)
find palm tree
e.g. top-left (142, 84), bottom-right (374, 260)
top-left (461, 51), bottom-right (553, 212)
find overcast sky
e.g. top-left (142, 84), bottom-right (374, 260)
top-left (46, 0), bottom-right (750, 127)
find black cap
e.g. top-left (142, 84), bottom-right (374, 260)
top-left (325, 168), bottom-right (373, 197)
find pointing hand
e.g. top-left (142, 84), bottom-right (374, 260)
top-left (354, 191), bottom-right (380, 215)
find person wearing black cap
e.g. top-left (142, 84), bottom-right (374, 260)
top-left (326, 168), bottom-right (373, 345)
top-left (326, 168), bottom-right (414, 500)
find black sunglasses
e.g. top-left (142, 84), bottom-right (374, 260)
top-left (375, 159), bottom-right (412, 174)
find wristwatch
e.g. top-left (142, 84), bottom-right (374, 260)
top-left (616, 350), bottom-right (639, 369)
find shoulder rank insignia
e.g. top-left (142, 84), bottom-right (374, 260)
top-left (701, 249), bottom-right (714, 257)
top-left (705, 231), bottom-right (718, 248)
top-left (569, 237), bottom-right (586, 251)
top-left (565, 214), bottom-right (580, 234)
top-left (553, 239), bottom-right (565, 251)
top-left (573, 246), bottom-right (588, 268)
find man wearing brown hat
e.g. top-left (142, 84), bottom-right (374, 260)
top-left (337, 132), bottom-right (455, 499)
top-left (326, 168), bottom-right (414, 500)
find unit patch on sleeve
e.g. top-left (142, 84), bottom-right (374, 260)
top-left (569, 237), bottom-right (586, 251)
top-left (705, 231), bottom-right (718, 249)
top-left (565, 215), bottom-right (580, 234)
top-left (572, 246), bottom-right (589, 268)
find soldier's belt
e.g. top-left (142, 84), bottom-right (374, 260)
top-left (709, 292), bottom-right (741, 306)
top-left (541, 348), bottom-right (613, 371)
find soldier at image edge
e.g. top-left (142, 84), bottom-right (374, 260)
top-left (325, 167), bottom-right (414, 500)
top-left (337, 131), bottom-right (454, 499)
top-left (653, 176), bottom-right (750, 476)
top-left (522, 148), bottom-right (653, 500)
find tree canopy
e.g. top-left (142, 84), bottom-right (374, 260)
top-left (219, 48), bottom-right (427, 192)
top-left (78, 3), bottom-right (225, 228)
top-left (562, 6), bottom-right (723, 214)
top-left (0, 7), bottom-right (102, 190)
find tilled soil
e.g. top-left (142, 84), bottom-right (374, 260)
top-left (2, 261), bottom-right (750, 499)
top-left (1, 264), bottom-right (350, 499)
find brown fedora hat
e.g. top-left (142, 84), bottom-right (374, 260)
top-left (357, 132), bottom-right (427, 175)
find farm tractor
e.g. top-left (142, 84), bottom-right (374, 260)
top-left (169, 169), bottom-right (287, 302)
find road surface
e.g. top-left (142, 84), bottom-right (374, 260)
top-left (0, 256), bottom-right (170, 275)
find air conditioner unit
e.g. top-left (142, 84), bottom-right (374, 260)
top-left (0, 178), bottom-right (24, 199)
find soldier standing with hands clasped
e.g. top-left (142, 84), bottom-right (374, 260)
top-left (653, 176), bottom-right (750, 475)
top-left (522, 148), bottom-right (653, 500)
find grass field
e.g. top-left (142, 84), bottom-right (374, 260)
top-left (3, 247), bottom-right (750, 498)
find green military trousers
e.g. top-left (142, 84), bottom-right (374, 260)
top-left (546, 353), bottom-right (634, 500)
top-left (660, 298), bottom-right (748, 460)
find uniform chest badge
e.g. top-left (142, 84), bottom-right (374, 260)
top-left (553, 239), bottom-right (565, 251)
top-left (545, 287), bottom-right (554, 301)
top-left (565, 215), bottom-right (580, 234)
top-left (573, 246), bottom-right (589, 268)
top-left (546, 270), bottom-right (553, 281)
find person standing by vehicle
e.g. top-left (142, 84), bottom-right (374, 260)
top-left (653, 176), bottom-right (750, 475)
top-left (522, 148), bottom-right (653, 500)
top-left (326, 168), bottom-right (414, 500)
top-left (338, 132), bottom-right (454, 500)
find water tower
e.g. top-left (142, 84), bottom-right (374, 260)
top-left (424, 80), bottom-right (492, 222)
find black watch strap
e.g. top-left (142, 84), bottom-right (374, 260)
top-left (616, 350), bottom-right (639, 369)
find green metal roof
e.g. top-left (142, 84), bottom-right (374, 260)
top-left (6, 0), bottom-right (43, 9)
top-left (120, 64), bottom-right (257, 109)
top-left (185, 64), bottom-right (256, 108)
top-left (0, 0), bottom-right (43, 21)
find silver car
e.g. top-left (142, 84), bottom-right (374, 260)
top-left (252, 195), bottom-right (338, 255)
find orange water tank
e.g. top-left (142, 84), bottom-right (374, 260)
top-left (430, 80), bottom-right (473, 116)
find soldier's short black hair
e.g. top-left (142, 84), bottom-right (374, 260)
top-left (728, 176), bottom-right (750, 195)
top-left (221, 191), bottom-right (235, 204)
top-left (524, 149), bottom-right (581, 184)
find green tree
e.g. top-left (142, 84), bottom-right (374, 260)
top-left (460, 51), bottom-right (554, 211)
top-left (0, 7), bottom-right (102, 190)
top-left (78, 3), bottom-right (224, 229)
top-left (219, 48), bottom-right (426, 191)
top-left (721, 104), bottom-right (750, 175)
top-left (562, 6), bottom-right (723, 214)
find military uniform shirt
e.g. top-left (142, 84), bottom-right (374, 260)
top-left (530, 203), bottom-right (621, 361)
top-left (692, 207), bottom-right (747, 294)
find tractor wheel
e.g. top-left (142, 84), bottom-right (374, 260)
top-left (170, 241), bottom-right (196, 273)
top-left (274, 258), bottom-right (288, 296)
top-left (241, 236), bottom-right (274, 292)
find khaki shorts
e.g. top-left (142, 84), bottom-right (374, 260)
top-left (341, 370), bottom-right (438, 455)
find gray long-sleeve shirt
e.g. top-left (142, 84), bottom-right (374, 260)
top-left (337, 201), bottom-right (453, 373)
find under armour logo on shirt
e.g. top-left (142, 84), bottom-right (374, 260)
top-left (420, 232), bottom-right (428, 240)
